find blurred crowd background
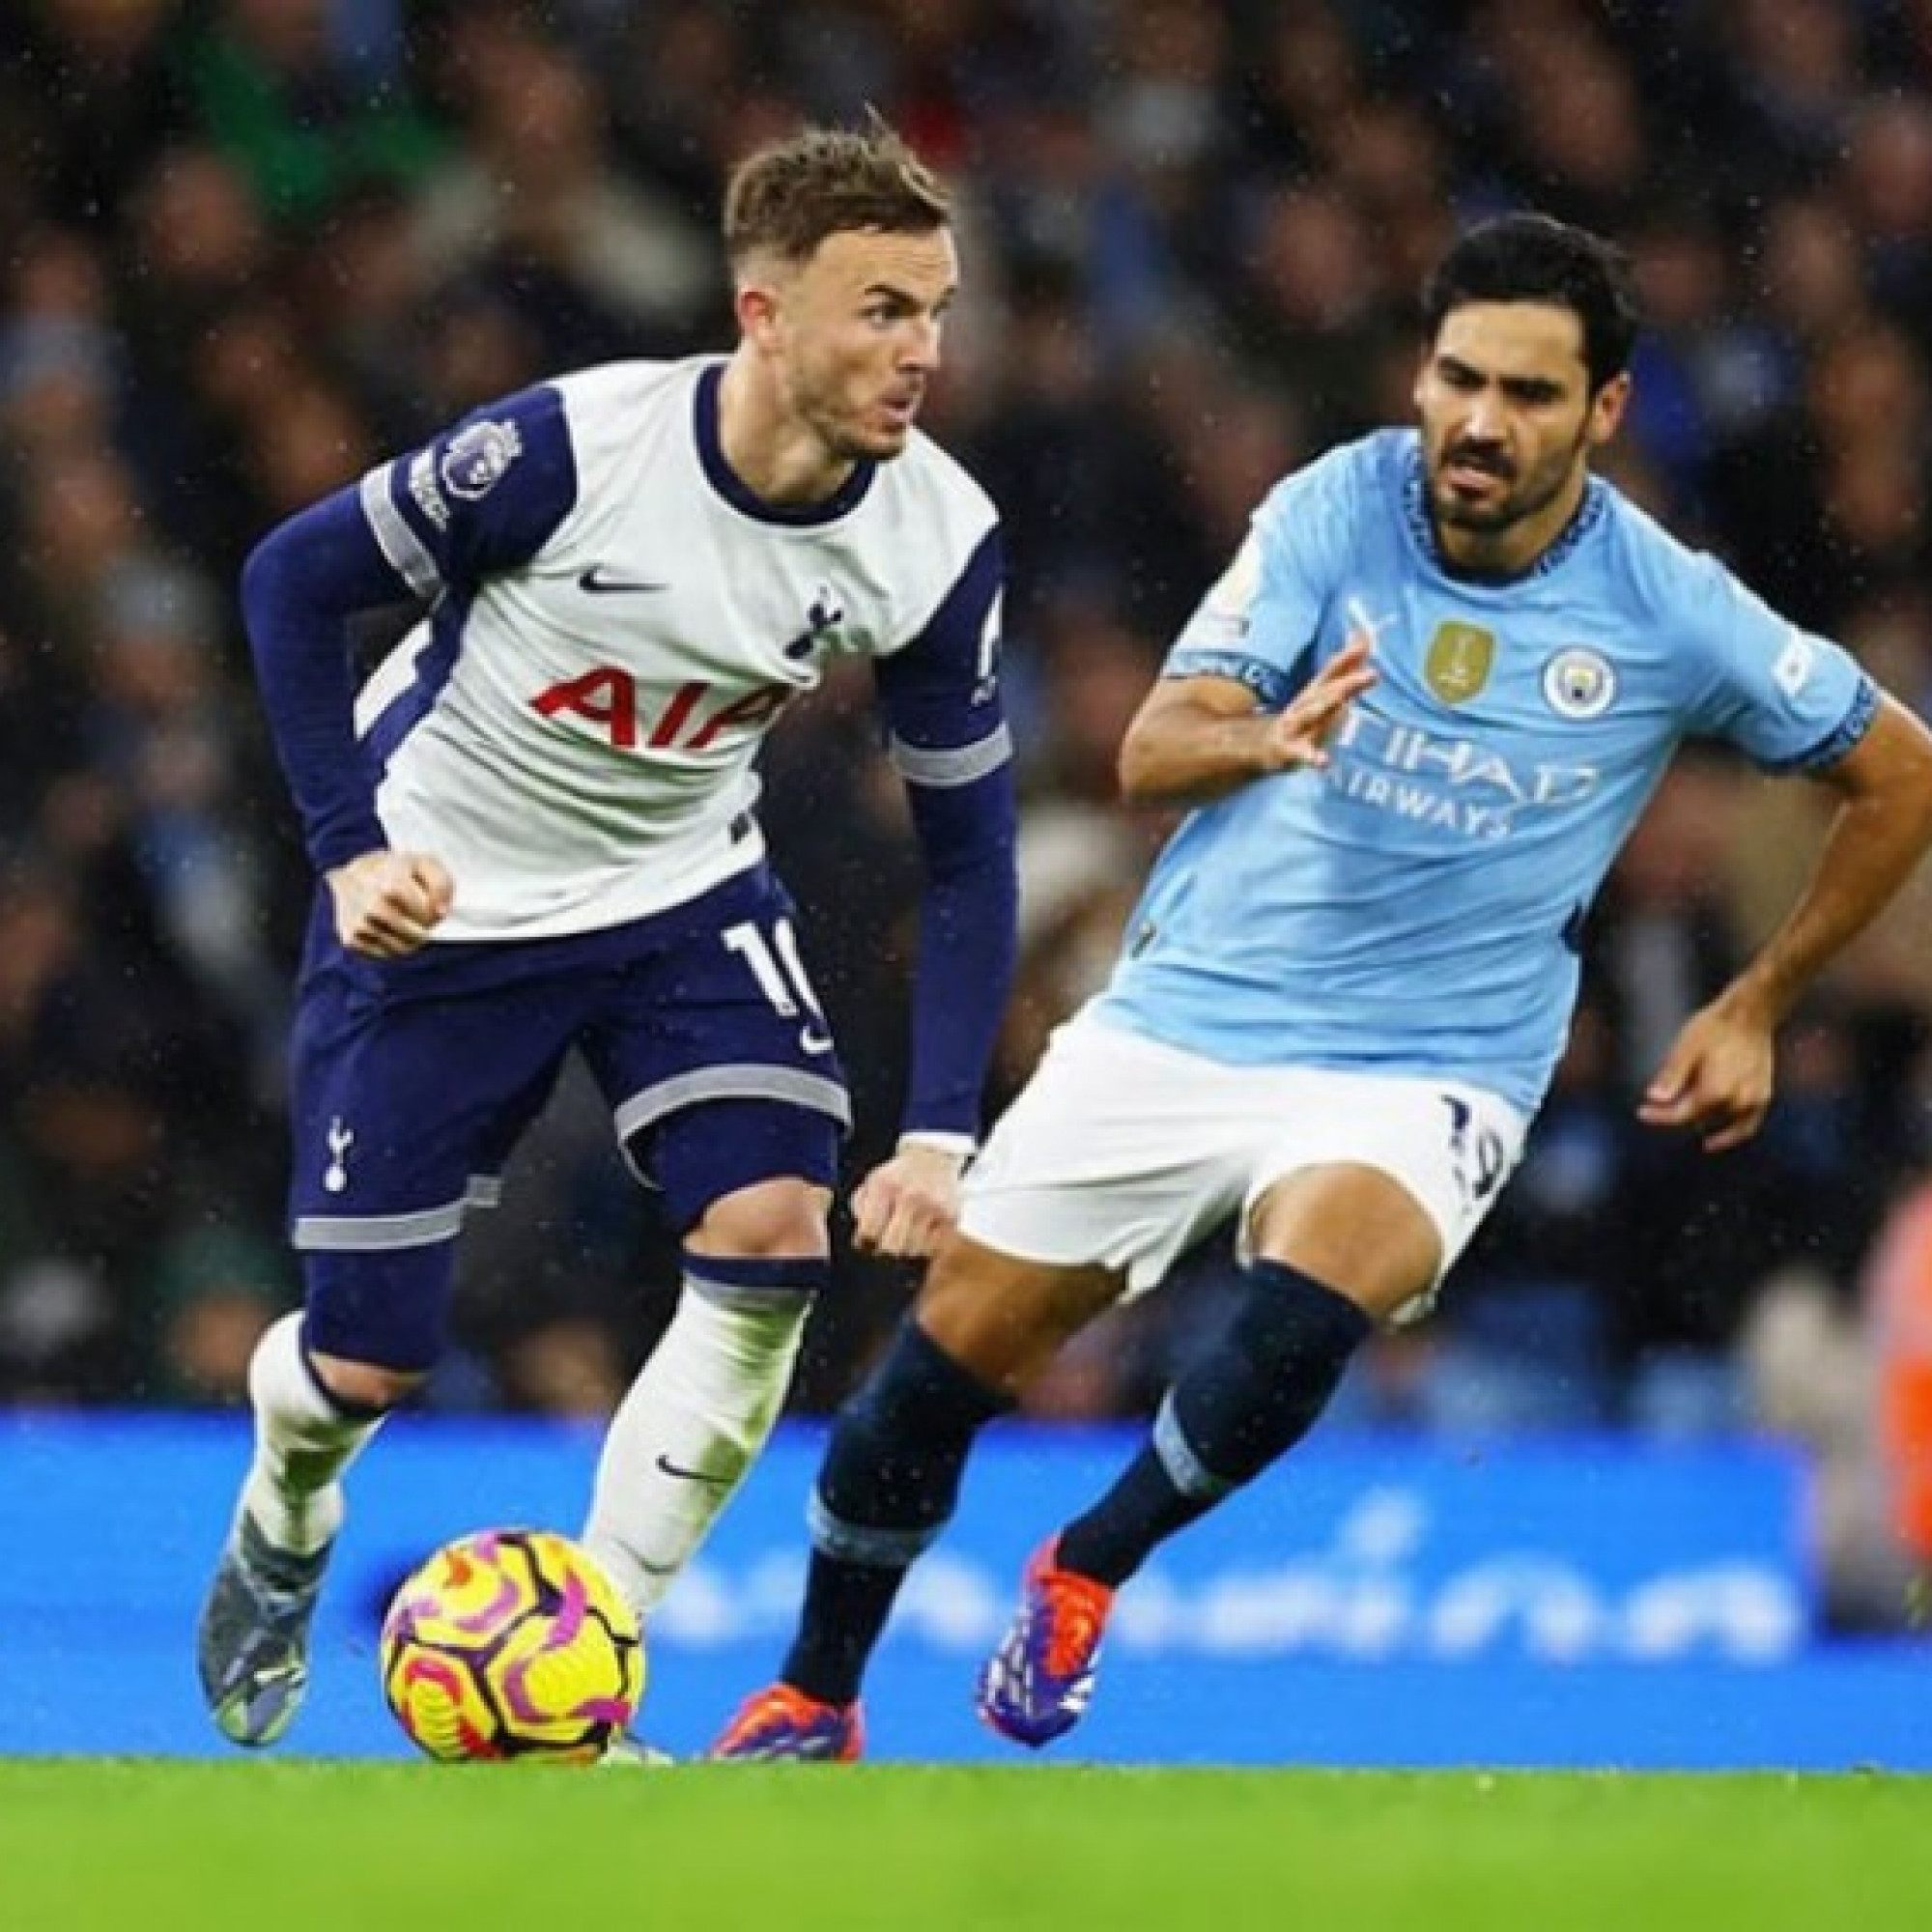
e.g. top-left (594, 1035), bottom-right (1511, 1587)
top-left (6, 0), bottom-right (1932, 1624)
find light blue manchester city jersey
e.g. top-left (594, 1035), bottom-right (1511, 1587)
top-left (1095, 429), bottom-right (1876, 1112)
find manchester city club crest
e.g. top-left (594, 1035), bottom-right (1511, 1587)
top-left (440, 419), bottom-right (524, 500)
top-left (1542, 646), bottom-right (1618, 719)
top-left (1424, 621), bottom-right (1494, 705)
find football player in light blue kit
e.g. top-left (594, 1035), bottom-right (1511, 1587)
top-left (714, 213), bottom-right (1932, 1761)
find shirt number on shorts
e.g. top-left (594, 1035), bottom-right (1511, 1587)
top-left (1441, 1094), bottom-right (1506, 1207)
top-left (722, 918), bottom-right (834, 1056)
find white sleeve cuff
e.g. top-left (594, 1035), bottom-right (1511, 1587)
top-left (897, 1130), bottom-right (978, 1160)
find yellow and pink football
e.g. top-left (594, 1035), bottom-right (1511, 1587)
top-left (380, 1528), bottom-right (644, 1763)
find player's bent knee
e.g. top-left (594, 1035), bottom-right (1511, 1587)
top-left (1247, 1164), bottom-right (1442, 1322)
top-left (641, 1096), bottom-right (841, 1240)
top-left (688, 1175), bottom-right (832, 1260)
top-left (305, 1349), bottom-right (423, 1413)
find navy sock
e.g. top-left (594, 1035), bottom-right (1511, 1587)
top-left (1058, 1262), bottom-right (1372, 1586)
top-left (782, 1318), bottom-right (1009, 1704)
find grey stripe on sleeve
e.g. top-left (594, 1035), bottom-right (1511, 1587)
top-left (887, 724), bottom-right (1014, 788)
top-left (358, 468), bottom-right (440, 601)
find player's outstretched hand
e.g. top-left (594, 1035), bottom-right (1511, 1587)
top-left (327, 850), bottom-right (456, 959)
top-left (1262, 634), bottom-right (1378, 774)
top-left (1637, 993), bottom-right (1776, 1152)
top-left (850, 1141), bottom-right (968, 1260)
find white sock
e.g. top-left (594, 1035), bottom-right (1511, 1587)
top-left (237, 1312), bottom-right (385, 1555)
top-left (582, 1283), bottom-right (810, 1617)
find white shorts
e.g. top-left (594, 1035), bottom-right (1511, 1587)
top-left (959, 1014), bottom-right (1529, 1318)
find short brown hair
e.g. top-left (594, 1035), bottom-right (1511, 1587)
top-left (723, 113), bottom-right (952, 270)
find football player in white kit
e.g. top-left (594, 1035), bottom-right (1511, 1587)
top-left (197, 118), bottom-right (1017, 1751)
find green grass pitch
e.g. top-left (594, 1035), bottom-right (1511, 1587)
top-left (5, 1762), bottom-right (1930, 1931)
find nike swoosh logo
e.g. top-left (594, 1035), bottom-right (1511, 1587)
top-left (579, 566), bottom-right (668, 595)
top-left (654, 1451), bottom-right (731, 1487)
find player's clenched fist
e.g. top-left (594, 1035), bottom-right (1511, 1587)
top-left (1262, 633), bottom-right (1378, 774)
top-left (327, 850), bottom-right (456, 959)
top-left (850, 1141), bottom-right (968, 1259)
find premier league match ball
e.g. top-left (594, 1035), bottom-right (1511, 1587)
top-left (380, 1528), bottom-right (645, 1763)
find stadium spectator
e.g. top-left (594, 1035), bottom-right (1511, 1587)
top-left (143, 1221), bottom-right (292, 1406)
top-left (0, 0), bottom-right (190, 230)
top-left (407, 33), bottom-right (717, 364)
top-left (180, 0), bottom-right (444, 224)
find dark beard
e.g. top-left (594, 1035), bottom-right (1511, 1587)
top-left (1429, 456), bottom-right (1569, 534)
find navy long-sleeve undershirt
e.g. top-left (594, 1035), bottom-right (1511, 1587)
top-left (242, 487), bottom-right (416, 873)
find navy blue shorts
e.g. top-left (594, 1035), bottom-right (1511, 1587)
top-left (287, 862), bottom-right (849, 1260)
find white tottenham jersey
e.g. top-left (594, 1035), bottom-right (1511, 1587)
top-left (351, 356), bottom-right (1008, 940)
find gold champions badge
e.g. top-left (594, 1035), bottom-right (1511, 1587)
top-left (1424, 621), bottom-right (1495, 705)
